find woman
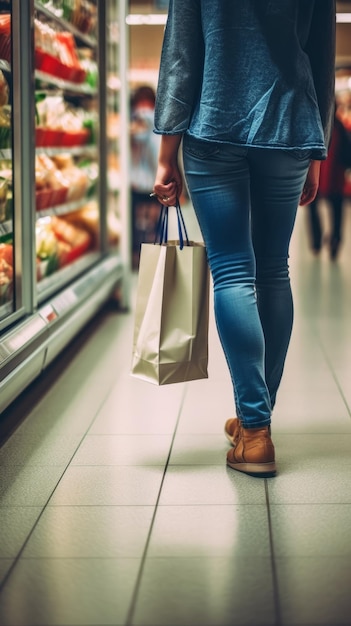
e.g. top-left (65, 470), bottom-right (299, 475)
top-left (307, 112), bottom-right (348, 260)
top-left (130, 86), bottom-right (160, 268)
top-left (152, 0), bottom-right (336, 476)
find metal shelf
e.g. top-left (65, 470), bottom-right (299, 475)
top-left (36, 197), bottom-right (95, 219)
top-left (36, 250), bottom-right (121, 304)
top-left (35, 70), bottom-right (97, 95)
top-left (0, 219), bottom-right (12, 237)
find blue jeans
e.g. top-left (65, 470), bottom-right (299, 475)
top-left (183, 136), bottom-right (311, 428)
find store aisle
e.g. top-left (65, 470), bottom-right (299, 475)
top-left (1, 202), bottom-right (351, 626)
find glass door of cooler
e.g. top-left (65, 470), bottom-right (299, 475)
top-left (34, 0), bottom-right (105, 303)
top-left (106, 0), bottom-right (122, 251)
top-left (0, 1), bottom-right (16, 330)
top-left (106, 0), bottom-right (130, 280)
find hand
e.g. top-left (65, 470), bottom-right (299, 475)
top-left (151, 135), bottom-right (183, 205)
top-left (299, 160), bottom-right (321, 206)
top-left (153, 163), bottom-right (183, 206)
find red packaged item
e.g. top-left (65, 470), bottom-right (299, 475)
top-left (35, 48), bottom-right (45, 71)
top-left (35, 24), bottom-right (86, 84)
top-left (35, 127), bottom-right (46, 147)
top-left (35, 155), bottom-right (69, 210)
top-left (60, 128), bottom-right (89, 147)
top-left (56, 32), bottom-right (87, 83)
top-left (36, 189), bottom-right (54, 211)
top-left (51, 216), bottom-right (92, 263)
top-left (0, 14), bottom-right (11, 63)
top-left (43, 128), bottom-right (64, 147)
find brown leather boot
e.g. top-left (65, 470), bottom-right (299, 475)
top-left (227, 425), bottom-right (276, 477)
top-left (224, 417), bottom-right (241, 446)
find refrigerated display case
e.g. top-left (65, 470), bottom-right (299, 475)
top-left (0, 0), bottom-right (130, 414)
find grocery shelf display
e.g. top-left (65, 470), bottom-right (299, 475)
top-left (0, 0), bottom-right (130, 414)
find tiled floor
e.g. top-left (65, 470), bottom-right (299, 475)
top-left (1, 201), bottom-right (351, 626)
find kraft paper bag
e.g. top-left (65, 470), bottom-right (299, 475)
top-left (131, 204), bottom-right (210, 385)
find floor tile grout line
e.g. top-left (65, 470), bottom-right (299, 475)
top-left (0, 378), bottom-right (132, 596)
top-left (265, 480), bottom-right (283, 626)
top-left (303, 313), bottom-right (351, 421)
top-left (0, 303), bottom-right (132, 448)
top-left (316, 332), bottom-right (351, 420)
top-left (125, 383), bottom-right (188, 626)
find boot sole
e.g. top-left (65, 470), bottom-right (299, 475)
top-left (227, 460), bottom-right (276, 477)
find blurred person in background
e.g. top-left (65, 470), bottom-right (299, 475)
top-left (306, 110), bottom-right (351, 260)
top-left (130, 85), bottom-right (160, 269)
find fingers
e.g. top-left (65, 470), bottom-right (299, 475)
top-left (152, 181), bottom-right (179, 205)
top-left (150, 191), bottom-right (175, 206)
top-left (299, 185), bottom-right (318, 206)
top-left (150, 191), bottom-right (174, 205)
top-left (300, 160), bottom-right (320, 206)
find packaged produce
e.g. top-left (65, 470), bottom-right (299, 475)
top-left (0, 104), bottom-right (11, 149)
top-left (0, 177), bottom-right (8, 222)
top-left (63, 201), bottom-right (99, 245)
top-left (0, 255), bottom-right (12, 300)
top-left (51, 215), bottom-right (92, 263)
top-left (35, 19), bottom-right (87, 83)
top-left (36, 217), bottom-right (59, 277)
top-left (51, 154), bottom-right (89, 201)
top-left (35, 95), bottom-right (93, 147)
top-left (0, 241), bottom-right (12, 266)
top-left (79, 48), bottom-right (98, 88)
top-left (64, 201), bottom-right (121, 247)
top-left (35, 154), bottom-right (70, 209)
top-left (0, 13), bottom-right (11, 63)
top-left (0, 69), bottom-right (9, 106)
top-left (0, 241), bottom-right (13, 302)
top-left (0, 162), bottom-right (12, 221)
top-left (62, 0), bottom-right (97, 36)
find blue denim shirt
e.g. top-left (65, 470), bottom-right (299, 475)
top-left (154, 0), bottom-right (336, 159)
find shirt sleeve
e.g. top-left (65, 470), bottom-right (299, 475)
top-left (154, 0), bottom-right (204, 134)
top-left (304, 0), bottom-right (336, 150)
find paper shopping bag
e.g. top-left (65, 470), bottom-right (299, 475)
top-left (131, 204), bottom-right (210, 385)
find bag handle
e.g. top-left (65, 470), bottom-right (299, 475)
top-left (154, 200), bottom-right (190, 250)
top-left (155, 201), bottom-right (168, 244)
